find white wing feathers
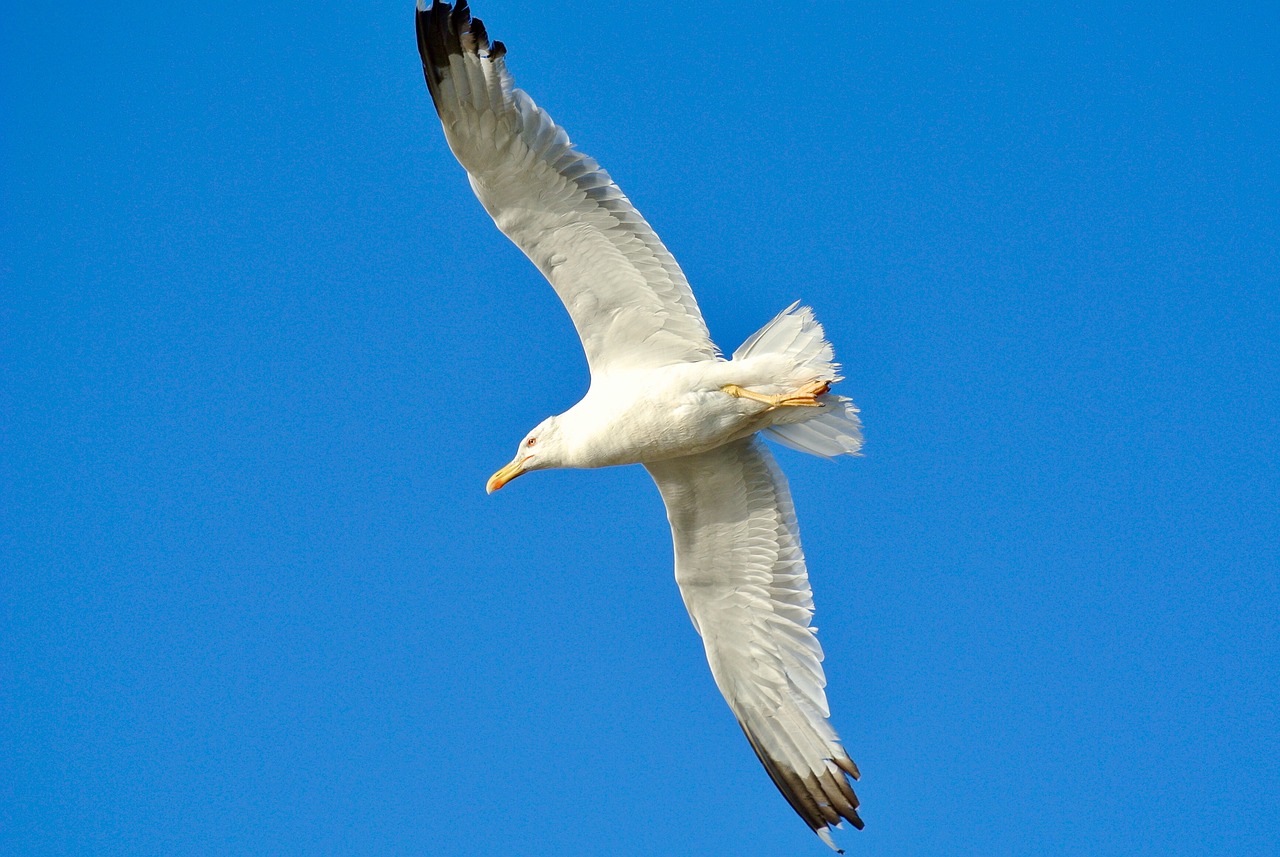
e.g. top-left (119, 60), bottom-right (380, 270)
top-left (415, 1), bottom-right (717, 375)
top-left (646, 437), bottom-right (863, 844)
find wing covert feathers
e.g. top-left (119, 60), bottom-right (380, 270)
top-left (646, 438), bottom-right (863, 847)
top-left (415, 1), bottom-right (717, 375)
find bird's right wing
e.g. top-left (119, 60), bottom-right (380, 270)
top-left (645, 437), bottom-right (862, 849)
top-left (416, 1), bottom-right (717, 377)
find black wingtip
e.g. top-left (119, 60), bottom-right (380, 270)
top-left (470, 15), bottom-right (489, 47)
top-left (416, 0), bottom-right (505, 104)
top-left (415, 1), bottom-right (466, 103)
top-left (449, 0), bottom-right (470, 31)
top-left (735, 718), bottom-right (865, 841)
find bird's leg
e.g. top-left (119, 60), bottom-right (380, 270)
top-left (773, 378), bottom-right (832, 407)
top-left (721, 384), bottom-right (768, 405)
top-left (722, 379), bottom-right (830, 409)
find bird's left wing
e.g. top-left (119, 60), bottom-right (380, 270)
top-left (416, 1), bottom-right (717, 376)
top-left (645, 437), bottom-right (862, 850)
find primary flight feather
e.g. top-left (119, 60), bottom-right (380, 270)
top-left (415, 2), bottom-right (866, 849)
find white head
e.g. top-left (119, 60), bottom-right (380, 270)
top-left (485, 416), bottom-right (566, 494)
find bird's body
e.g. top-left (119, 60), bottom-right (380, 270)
top-left (555, 363), bottom-right (763, 468)
top-left (548, 348), bottom-right (841, 469)
top-left (416, 2), bottom-right (867, 850)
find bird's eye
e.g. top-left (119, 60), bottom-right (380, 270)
top-left (526, 437), bottom-right (537, 448)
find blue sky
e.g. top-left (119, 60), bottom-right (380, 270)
top-left (4, 2), bottom-right (1278, 854)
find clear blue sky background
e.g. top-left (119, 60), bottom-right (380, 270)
top-left (4, 2), bottom-right (1278, 855)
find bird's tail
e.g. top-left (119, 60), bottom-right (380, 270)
top-left (733, 302), bottom-right (864, 459)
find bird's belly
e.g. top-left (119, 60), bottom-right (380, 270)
top-left (586, 385), bottom-right (764, 467)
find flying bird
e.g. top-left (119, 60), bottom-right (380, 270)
top-left (415, 2), bottom-right (866, 849)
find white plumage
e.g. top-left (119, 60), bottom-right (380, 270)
top-left (416, 2), bottom-right (865, 849)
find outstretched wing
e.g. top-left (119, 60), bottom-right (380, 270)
top-left (645, 437), bottom-right (862, 850)
top-left (416, 1), bottom-right (717, 376)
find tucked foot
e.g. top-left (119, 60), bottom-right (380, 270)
top-left (722, 379), bottom-right (831, 409)
top-left (773, 378), bottom-right (831, 407)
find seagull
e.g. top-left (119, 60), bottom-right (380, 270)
top-left (416, 2), bottom-right (866, 849)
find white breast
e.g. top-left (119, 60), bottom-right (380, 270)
top-left (561, 363), bottom-right (769, 468)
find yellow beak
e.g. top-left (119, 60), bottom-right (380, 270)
top-left (486, 456), bottom-right (529, 494)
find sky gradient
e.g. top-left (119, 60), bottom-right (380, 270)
top-left (4, 2), bottom-right (1278, 855)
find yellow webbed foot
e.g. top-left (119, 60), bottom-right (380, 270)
top-left (722, 379), bottom-right (830, 409)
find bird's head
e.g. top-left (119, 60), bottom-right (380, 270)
top-left (486, 416), bottom-right (565, 494)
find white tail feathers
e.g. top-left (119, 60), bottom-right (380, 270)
top-left (736, 302), bottom-right (864, 459)
top-left (764, 396), bottom-right (864, 458)
top-left (733, 301), bottom-right (842, 382)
